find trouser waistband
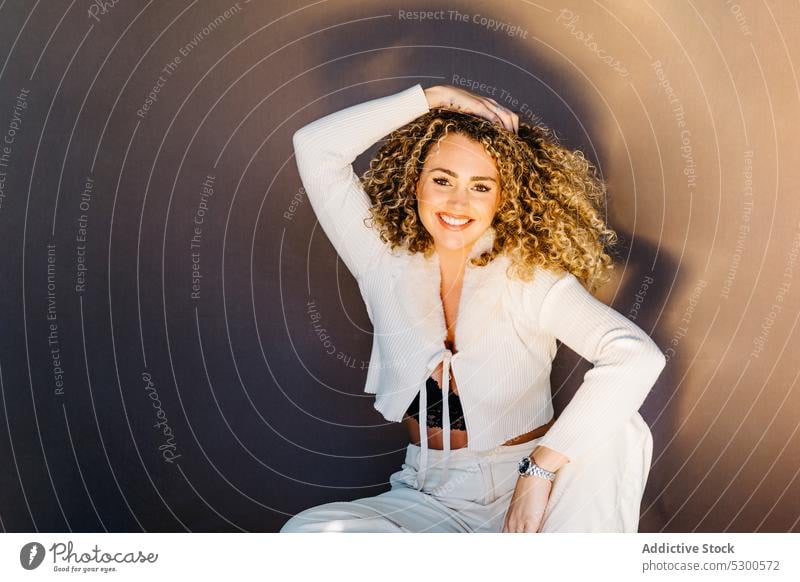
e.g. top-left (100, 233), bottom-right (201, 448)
top-left (406, 432), bottom-right (546, 465)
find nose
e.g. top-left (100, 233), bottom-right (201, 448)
top-left (445, 185), bottom-right (471, 209)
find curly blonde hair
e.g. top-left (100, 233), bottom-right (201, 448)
top-left (360, 107), bottom-right (619, 293)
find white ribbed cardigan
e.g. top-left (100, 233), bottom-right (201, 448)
top-left (292, 83), bottom-right (666, 489)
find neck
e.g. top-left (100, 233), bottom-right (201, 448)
top-left (435, 244), bottom-right (471, 282)
top-left (431, 225), bottom-right (497, 273)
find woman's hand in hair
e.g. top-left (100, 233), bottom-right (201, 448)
top-left (423, 84), bottom-right (518, 133)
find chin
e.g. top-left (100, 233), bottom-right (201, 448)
top-left (435, 233), bottom-right (479, 249)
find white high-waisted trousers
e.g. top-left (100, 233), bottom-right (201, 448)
top-left (280, 412), bottom-right (653, 533)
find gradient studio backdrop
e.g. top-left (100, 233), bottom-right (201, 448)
top-left (0, 0), bottom-right (797, 533)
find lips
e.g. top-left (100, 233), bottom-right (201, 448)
top-left (437, 212), bottom-right (475, 230)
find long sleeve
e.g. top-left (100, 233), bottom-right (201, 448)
top-left (532, 271), bottom-right (667, 462)
top-left (292, 83), bottom-right (431, 280)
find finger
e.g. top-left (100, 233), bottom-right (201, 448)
top-left (489, 98), bottom-right (520, 133)
top-left (485, 97), bottom-right (515, 132)
top-left (484, 99), bottom-right (512, 131)
top-left (489, 98), bottom-right (519, 133)
top-left (477, 100), bottom-right (504, 127)
top-left (503, 507), bottom-right (511, 533)
top-left (468, 96), bottom-right (503, 126)
top-left (496, 108), bottom-right (515, 133)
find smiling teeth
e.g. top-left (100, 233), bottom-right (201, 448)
top-left (440, 213), bottom-right (471, 226)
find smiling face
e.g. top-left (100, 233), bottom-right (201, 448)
top-left (415, 133), bottom-right (501, 258)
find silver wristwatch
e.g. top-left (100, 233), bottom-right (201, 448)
top-left (517, 455), bottom-right (556, 481)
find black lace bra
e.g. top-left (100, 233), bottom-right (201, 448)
top-left (404, 375), bottom-right (467, 431)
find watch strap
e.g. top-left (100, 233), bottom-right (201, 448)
top-left (518, 455), bottom-right (556, 481)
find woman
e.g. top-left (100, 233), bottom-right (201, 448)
top-left (280, 83), bottom-right (666, 533)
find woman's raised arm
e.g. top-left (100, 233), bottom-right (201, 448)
top-left (291, 83), bottom-right (430, 280)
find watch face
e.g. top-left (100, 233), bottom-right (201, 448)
top-left (518, 457), bottom-right (531, 472)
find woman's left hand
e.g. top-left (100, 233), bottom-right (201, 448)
top-left (502, 476), bottom-right (552, 533)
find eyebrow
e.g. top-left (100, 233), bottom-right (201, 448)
top-left (428, 167), bottom-right (497, 183)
